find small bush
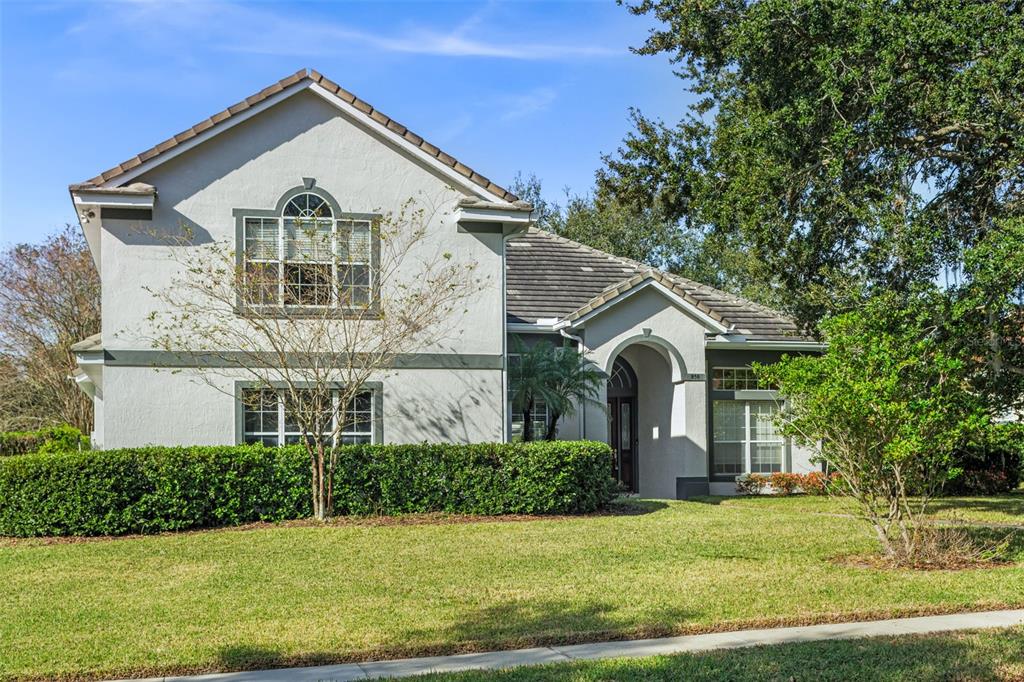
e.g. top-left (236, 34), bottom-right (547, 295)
top-left (801, 471), bottom-right (843, 495)
top-left (736, 471), bottom-right (842, 496)
top-left (0, 424), bottom-right (89, 456)
top-left (768, 472), bottom-right (803, 495)
top-left (946, 422), bottom-right (1023, 495)
top-left (0, 441), bottom-right (616, 537)
top-left (736, 473), bottom-right (768, 494)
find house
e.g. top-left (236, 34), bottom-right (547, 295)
top-left (69, 69), bottom-right (822, 499)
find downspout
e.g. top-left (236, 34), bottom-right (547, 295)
top-left (559, 326), bottom-right (587, 439)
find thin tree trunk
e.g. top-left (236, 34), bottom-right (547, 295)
top-left (544, 411), bottom-right (561, 441)
top-left (522, 397), bottom-right (534, 442)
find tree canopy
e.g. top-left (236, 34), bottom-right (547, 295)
top-left (600, 0), bottom-right (1024, 325)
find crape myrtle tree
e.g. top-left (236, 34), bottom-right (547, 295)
top-left (756, 291), bottom-right (989, 564)
top-left (147, 195), bottom-right (479, 520)
top-left (601, 0), bottom-right (1024, 328)
top-left (0, 226), bottom-right (101, 432)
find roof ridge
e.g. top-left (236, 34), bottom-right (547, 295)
top-left (70, 68), bottom-right (519, 203)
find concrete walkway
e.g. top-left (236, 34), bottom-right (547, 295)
top-left (118, 609), bottom-right (1024, 682)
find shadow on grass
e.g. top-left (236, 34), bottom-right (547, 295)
top-left (399, 598), bottom-right (695, 650)
top-left (213, 599), bottom-right (695, 676)
top-left (420, 628), bottom-right (1024, 682)
top-left (928, 492), bottom-right (1024, 520)
top-left (606, 498), bottom-right (670, 515)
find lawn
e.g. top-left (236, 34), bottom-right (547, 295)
top-left (423, 627), bottom-right (1024, 682)
top-left (2, 493), bottom-right (1022, 681)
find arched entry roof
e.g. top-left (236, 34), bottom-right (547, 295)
top-left (603, 333), bottom-right (688, 384)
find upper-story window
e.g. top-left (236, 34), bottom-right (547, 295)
top-left (241, 190), bottom-right (374, 309)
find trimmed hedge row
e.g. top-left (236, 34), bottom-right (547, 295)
top-left (0, 424), bottom-right (89, 456)
top-left (0, 441), bottom-right (616, 537)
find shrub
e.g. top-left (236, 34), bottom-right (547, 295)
top-left (735, 473), bottom-right (768, 494)
top-left (0, 441), bottom-right (616, 537)
top-left (736, 471), bottom-right (842, 496)
top-left (768, 472), bottom-right (802, 495)
top-left (0, 424), bottom-right (89, 456)
top-left (801, 471), bottom-right (843, 495)
top-left (946, 422), bottom-right (1023, 495)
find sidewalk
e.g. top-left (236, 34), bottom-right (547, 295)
top-left (117, 608), bottom-right (1024, 682)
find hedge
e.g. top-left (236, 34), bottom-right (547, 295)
top-left (947, 421), bottom-right (1023, 495)
top-left (0, 441), bottom-right (616, 537)
top-left (0, 424), bottom-right (89, 456)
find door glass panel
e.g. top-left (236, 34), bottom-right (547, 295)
top-left (620, 401), bottom-right (630, 449)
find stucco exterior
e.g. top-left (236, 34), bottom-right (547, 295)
top-left (72, 69), bottom-right (823, 499)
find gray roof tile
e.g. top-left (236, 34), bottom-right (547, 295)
top-left (506, 229), bottom-right (807, 341)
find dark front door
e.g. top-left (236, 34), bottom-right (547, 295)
top-left (608, 395), bottom-right (637, 492)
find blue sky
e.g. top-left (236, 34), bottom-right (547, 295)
top-left (0, 0), bottom-right (691, 245)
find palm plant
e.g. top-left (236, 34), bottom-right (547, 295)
top-left (542, 346), bottom-right (606, 440)
top-left (508, 337), bottom-right (557, 442)
top-left (508, 337), bottom-right (605, 441)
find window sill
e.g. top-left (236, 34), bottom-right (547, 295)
top-left (234, 304), bottom-right (382, 320)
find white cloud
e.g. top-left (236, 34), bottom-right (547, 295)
top-left (65, 0), bottom-right (618, 61)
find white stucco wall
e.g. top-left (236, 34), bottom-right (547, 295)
top-left (99, 366), bottom-right (503, 449)
top-left (98, 89), bottom-right (504, 355)
top-left (88, 89), bottom-right (508, 448)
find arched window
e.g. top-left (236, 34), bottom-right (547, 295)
top-left (607, 356), bottom-right (637, 396)
top-left (240, 189), bottom-right (374, 309)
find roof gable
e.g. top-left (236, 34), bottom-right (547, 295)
top-left (70, 69), bottom-right (519, 204)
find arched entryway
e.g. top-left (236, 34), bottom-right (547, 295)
top-left (607, 355), bottom-right (638, 492)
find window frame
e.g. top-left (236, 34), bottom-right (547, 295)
top-left (233, 185), bottom-right (380, 317)
top-left (711, 366), bottom-right (777, 392)
top-left (237, 382), bottom-right (382, 446)
top-left (712, 399), bottom-right (787, 476)
top-left (506, 352), bottom-right (551, 440)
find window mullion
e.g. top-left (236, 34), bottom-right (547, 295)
top-left (278, 218), bottom-right (285, 305)
top-left (745, 402), bottom-right (751, 474)
top-left (278, 391), bottom-right (285, 446)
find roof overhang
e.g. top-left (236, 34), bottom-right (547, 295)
top-left (456, 199), bottom-right (534, 236)
top-left (71, 183), bottom-right (156, 209)
top-left (705, 337), bottom-right (825, 351)
top-left (565, 279), bottom-right (731, 334)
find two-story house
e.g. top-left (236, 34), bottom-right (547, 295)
top-left (70, 69), bottom-right (822, 498)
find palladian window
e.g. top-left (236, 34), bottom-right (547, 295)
top-left (241, 191), bottom-right (373, 308)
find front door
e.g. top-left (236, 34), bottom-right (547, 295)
top-left (608, 395), bottom-right (637, 492)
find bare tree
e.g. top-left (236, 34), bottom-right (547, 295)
top-left (146, 195), bottom-right (480, 519)
top-left (0, 226), bottom-right (101, 432)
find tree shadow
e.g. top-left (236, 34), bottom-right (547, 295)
top-left (418, 629), bottom-right (1024, 681)
top-left (400, 597), bottom-right (695, 651)
top-left (605, 498), bottom-right (669, 515)
top-left (928, 492), bottom-right (1024, 520)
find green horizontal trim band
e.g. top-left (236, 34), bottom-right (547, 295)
top-left (102, 350), bottom-right (503, 370)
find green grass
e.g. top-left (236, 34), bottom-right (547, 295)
top-left (2, 494), bottom-right (1023, 681)
top-left (422, 627), bottom-right (1024, 682)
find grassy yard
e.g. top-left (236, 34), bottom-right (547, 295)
top-left (423, 627), bottom-right (1024, 682)
top-left (2, 493), bottom-right (1022, 681)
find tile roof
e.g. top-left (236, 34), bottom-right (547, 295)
top-left (69, 69), bottom-right (520, 204)
top-left (506, 229), bottom-right (808, 341)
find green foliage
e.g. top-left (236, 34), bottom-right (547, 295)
top-left (0, 441), bottom-right (616, 537)
top-left (947, 421), bottom-right (1023, 495)
top-left (602, 0), bottom-right (1024, 326)
top-left (508, 337), bottom-right (605, 441)
top-left (0, 424), bottom-right (89, 456)
top-left (756, 291), bottom-right (990, 558)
